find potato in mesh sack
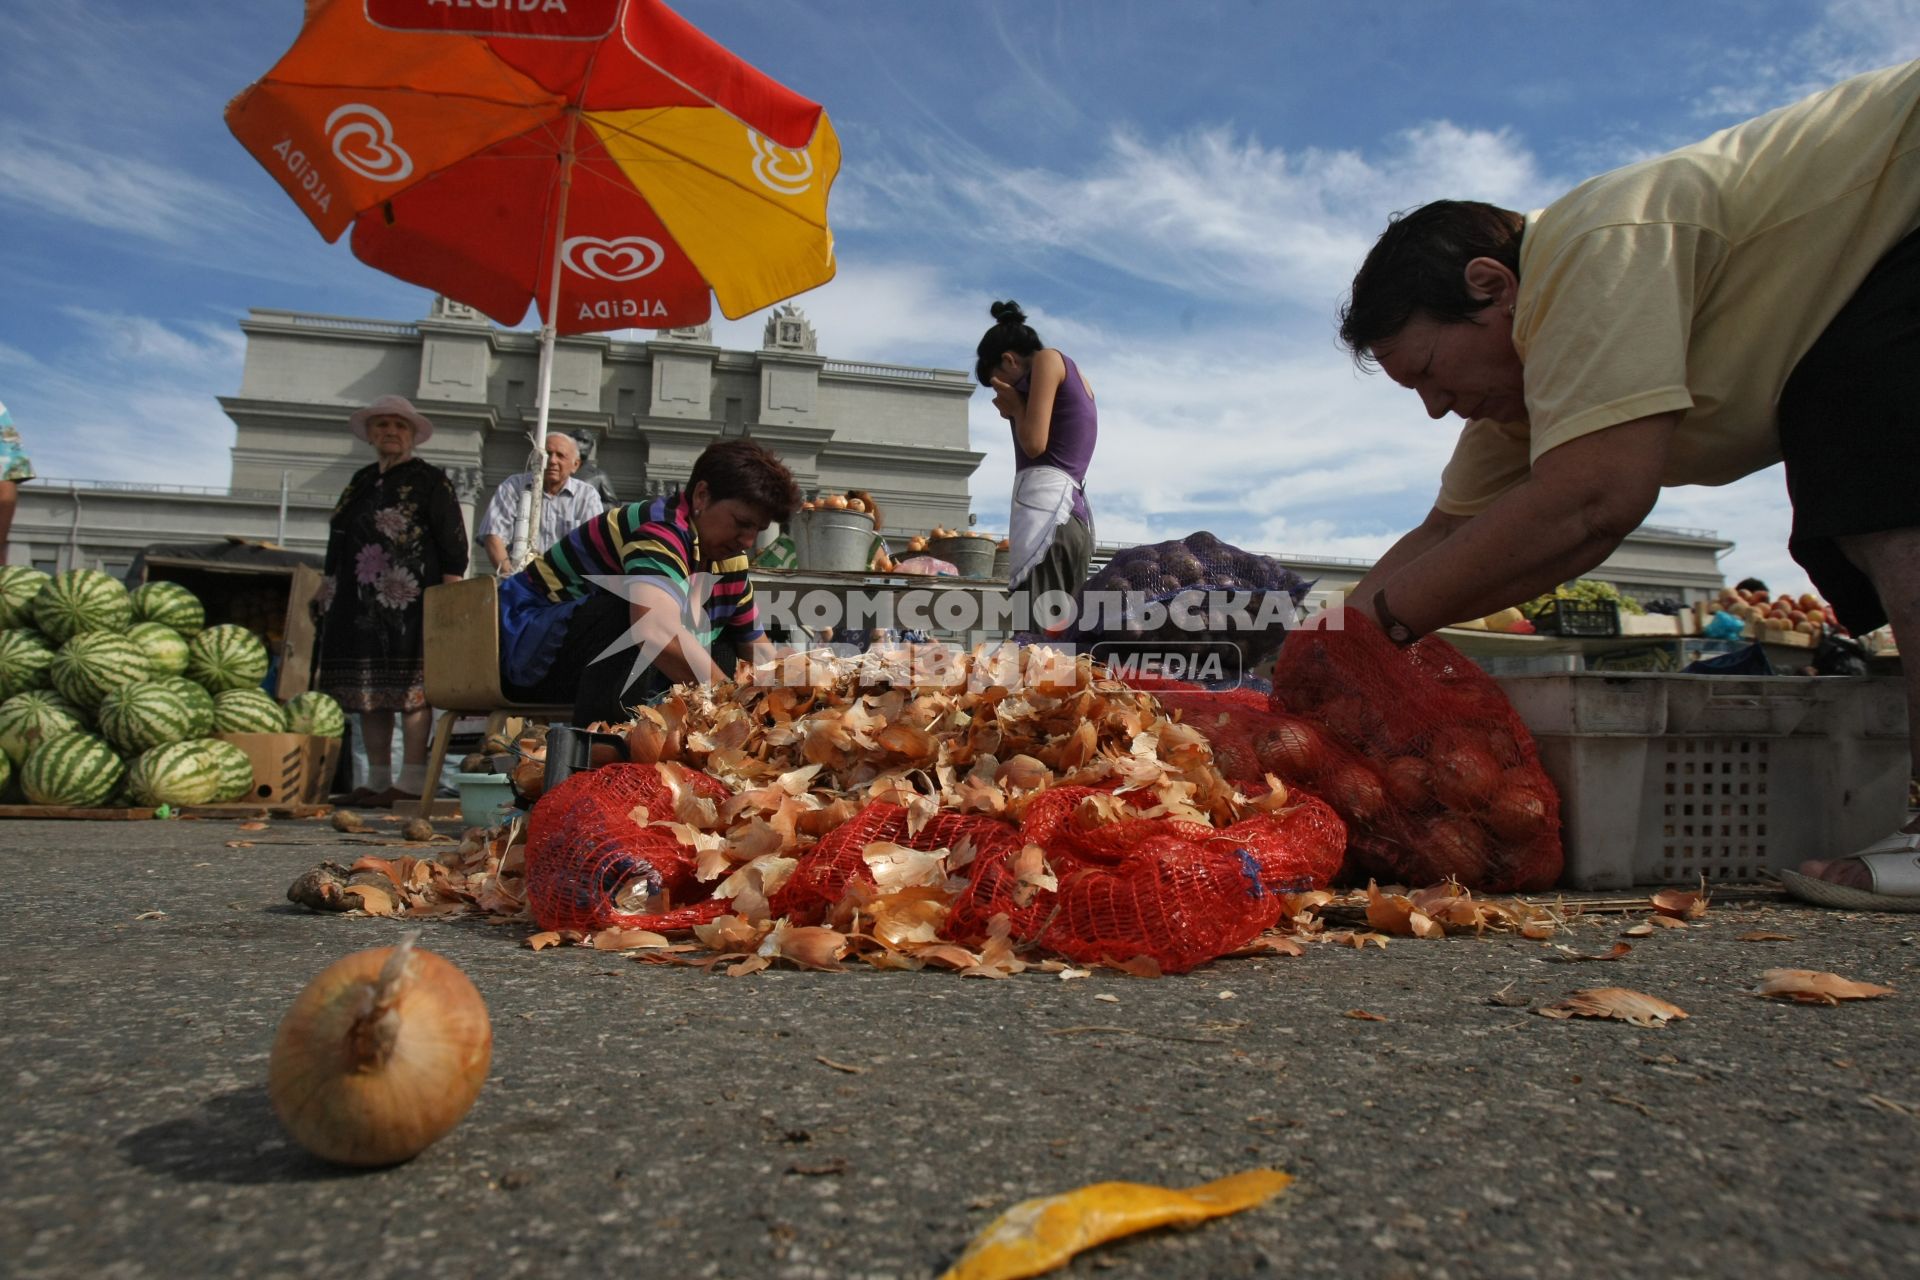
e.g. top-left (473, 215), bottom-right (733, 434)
top-left (1263, 607), bottom-right (1562, 891)
top-left (1064, 532), bottom-right (1314, 680)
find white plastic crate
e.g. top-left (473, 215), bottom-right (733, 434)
top-left (1495, 674), bottom-right (1910, 889)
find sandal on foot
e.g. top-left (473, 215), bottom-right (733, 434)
top-left (1781, 840), bottom-right (1920, 912)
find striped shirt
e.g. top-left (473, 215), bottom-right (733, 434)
top-left (513, 491), bottom-right (760, 644)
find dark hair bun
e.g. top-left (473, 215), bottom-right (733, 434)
top-left (990, 299), bottom-right (1026, 326)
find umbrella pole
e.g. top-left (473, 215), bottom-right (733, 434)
top-left (509, 112), bottom-right (583, 571)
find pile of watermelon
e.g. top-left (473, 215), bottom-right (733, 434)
top-left (0, 566), bottom-right (346, 808)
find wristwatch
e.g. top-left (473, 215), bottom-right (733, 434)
top-left (1372, 590), bottom-right (1420, 647)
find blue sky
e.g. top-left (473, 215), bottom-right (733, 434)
top-left (3, 1), bottom-right (1917, 595)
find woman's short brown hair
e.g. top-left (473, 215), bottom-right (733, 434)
top-left (687, 439), bottom-right (801, 523)
top-left (1338, 200), bottom-right (1525, 366)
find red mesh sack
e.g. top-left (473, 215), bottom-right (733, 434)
top-left (768, 801), bottom-right (1026, 926)
top-left (526, 763), bottom-right (735, 932)
top-left (1010, 784), bottom-right (1342, 894)
top-left (946, 784), bottom-right (1332, 973)
top-left (1125, 676), bottom-right (1299, 790)
top-left (1266, 608), bottom-right (1562, 891)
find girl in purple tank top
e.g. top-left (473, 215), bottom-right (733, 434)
top-left (975, 300), bottom-right (1097, 631)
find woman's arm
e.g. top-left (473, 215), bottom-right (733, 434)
top-left (1360, 413), bottom-right (1678, 633)
top-left (1348, 507), bottom-right (1473, 604)
top-left (626, 582), bottom-right (721, 685)
top-left (993, 348), bottom-right (1068, 459)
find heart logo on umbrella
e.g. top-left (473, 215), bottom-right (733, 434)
top-left (325, 104), bottom-right (414, 182)
top-left (748, 130), bottom-right (813, 196)
top-left (562, 234), bottom-right (666, 281)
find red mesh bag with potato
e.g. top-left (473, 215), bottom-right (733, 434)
top-left (526, 762), bottom-right (737, 932)
top-left (768, 801), bottom-right (1026, 926)
top-left (1123, 676), bottom-right (1315, 793)
top-left (947, 784), bottom-right (1334, 972)
top-left (1264, 608), bottom-right (1562, 891)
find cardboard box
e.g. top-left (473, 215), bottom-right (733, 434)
top-left (139, 542), bottom-right (324, 700)
top-left (216, 733), bottom-right (342, 805)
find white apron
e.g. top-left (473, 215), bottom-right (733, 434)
top-left (1007, 464), bottom-right (1086, 590)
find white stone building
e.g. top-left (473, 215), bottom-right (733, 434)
top-left (8, 296), bottom-right (984, 577)
top-left (7, 296), bottom-right (1731, 612)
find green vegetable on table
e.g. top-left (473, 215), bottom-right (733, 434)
top-left (1518, 579), bottom-right (1644, 620)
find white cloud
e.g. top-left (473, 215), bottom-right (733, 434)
top-left (3, 311), bottom-right (244, 489)
top-left (1649, 469), bottom-right (1807, 598)
top-left (1691, 0), bottom-right (1920, 120)
top-left (0, 127), bottom-right (256, 247)
top-left (707, 260), bottom-right (984, 367)
top-left (59, 309), bottom-right (245, 373)
top-left (851, 120), bottom-right (1554, 311)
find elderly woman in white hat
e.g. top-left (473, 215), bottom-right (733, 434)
top-left (314, 395), bottom-right (470, 806)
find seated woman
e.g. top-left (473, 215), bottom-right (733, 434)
top-left (496, 439), bottom-right (801, 724)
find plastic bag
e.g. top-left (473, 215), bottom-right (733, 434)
top-left (1683, 643), bottom-right (1774, 676)
top-left (1701, 609), bottom-right (1746, 639)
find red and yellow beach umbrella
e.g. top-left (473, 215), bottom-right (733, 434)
top-left (228, 0), bottom-right (838, 332)
top-left (227, 0), bottom-right (840, 557)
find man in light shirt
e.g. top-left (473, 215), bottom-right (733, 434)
top-left (479, 433), bottom-right (607, 573)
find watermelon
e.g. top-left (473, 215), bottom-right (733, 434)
top-left (20, 731), bottom-right (124, 807)
top-left (0, 565), bottom-right (50, 629)
top-left (0, 629), bottom-right (55, 699)
top-left (127, 739), bottom-right (225, 807)
top-left (126, 621), bottom-right (190, 676)
top-left (213, 687), bottom-right (287, 734)
top-left (0, 690), bottom-right (87, 765)
top-left (154, 676), bottom-right (216, 737)
top-left (50, 631), bottom-right (152, 712)
top-left (186, 624), bottom-right (270, 694)
top-left (0, 746), bottom-right (12, 800)
top-left (32, 568), bottom-right (133, 643)
top-left (285, 690), bottom-right (347, 739)
top-left (130, 580), bottom-right (206, 637)
top-left (98, 683), bottom-right (196, 755)
top-left (207, 738), bottom-right (258, 802)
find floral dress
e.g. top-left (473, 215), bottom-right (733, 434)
top-left (315, 457), bottom-right (469, 713)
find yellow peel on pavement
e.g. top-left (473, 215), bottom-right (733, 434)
top-left (940, 1168), bottom-right (1293, 1280)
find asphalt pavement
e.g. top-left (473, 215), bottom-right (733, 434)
top-left (2, 814), bottom-right (1917, 1280)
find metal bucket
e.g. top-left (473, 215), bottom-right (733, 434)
top-left (794, 508), bottom-right (875, 572)
top-left (992, 545), bottom-right (1010, 580)
top-left (930, 534), bottom-right (998, 579)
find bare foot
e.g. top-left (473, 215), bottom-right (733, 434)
top-left (1797, 857), bottom-right (1875, 889)
top-left (1799, 816), bottom-right (1920, 888)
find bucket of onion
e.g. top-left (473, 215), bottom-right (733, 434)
top-left (268, 935), bottom-right (492, 1167)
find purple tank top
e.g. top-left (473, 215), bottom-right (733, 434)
top-left (1013, 352), bottom-right (1096, 525)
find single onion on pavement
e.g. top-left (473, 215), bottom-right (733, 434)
top-left (268, 936), bottom-right (492, 1167)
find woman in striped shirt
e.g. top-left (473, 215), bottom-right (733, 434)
top-left (497, 439), bottom-right (801, 723)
